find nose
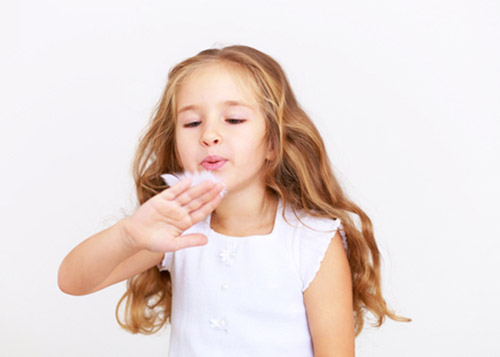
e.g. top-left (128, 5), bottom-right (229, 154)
top-left (200, 122), bottom-right (222, 147)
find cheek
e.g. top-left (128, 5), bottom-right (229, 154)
top-left (237, 136), bottom-right (267, 163)
top-left (175, 134), bottom-right (191, 167)
top-left (176, 144), bottom-right (190, 165)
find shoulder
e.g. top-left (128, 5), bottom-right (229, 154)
top-left (282, 205), bottom-right (347, 292)
top-left (281, 204), bottom-right (343, 237)
top-left (303, 230), bottom-right (355, 355)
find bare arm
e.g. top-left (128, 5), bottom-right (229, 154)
top-left (303, 231), bottom-right (355, 357)
top-left (57, 219), bottom-right (163, 295)
top-left (58, 177), bottom-right (224, 296)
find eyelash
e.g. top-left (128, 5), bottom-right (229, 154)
top-left (226, 118), bottom-right (245, 125)
top-left (184, 119), bottom-right (245, 128)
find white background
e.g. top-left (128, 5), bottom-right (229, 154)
top-left (1, 0), bottom-right (499, 356)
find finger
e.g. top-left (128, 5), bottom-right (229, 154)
top-left (175, 179), bottom-right (216, 206)
top-left (189, 189), bottom-right (223, 224)
top-left (185, 183), bottom-right (224, 213)
top-left (170, 233), bottom-right (208, 250)
top-left (161, 177), bottom-right (192, 200)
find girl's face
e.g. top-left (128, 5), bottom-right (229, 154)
top-left (175, 63), bottom-right (274, 195)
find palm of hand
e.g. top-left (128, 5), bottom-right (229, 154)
top-left (123, 178), bottom-right (222, 253)
top-left (133, 196), bottom-right (197, 252)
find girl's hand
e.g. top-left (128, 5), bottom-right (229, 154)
top-left (122, 177), bottom-right (223, 252)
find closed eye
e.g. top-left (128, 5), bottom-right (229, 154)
top-left (184, 121), bottom-right (201, 128)
top-left (226, 119), bottom-right (245, 124)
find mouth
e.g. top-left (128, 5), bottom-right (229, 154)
top-left (201, 155), bottom-right (228, 171)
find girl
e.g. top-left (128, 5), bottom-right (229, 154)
top-left (58, 44), bottom-right (410, 356)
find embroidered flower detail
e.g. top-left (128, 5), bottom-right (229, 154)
top-left (219, 243), bottom-right (238, 266)
top-left (209, 315), bottom-right (229, 333)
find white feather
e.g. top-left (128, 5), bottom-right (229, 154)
top-left (161, 170), bottom-right (228, 197)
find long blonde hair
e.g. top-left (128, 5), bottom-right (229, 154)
top-left (116, 44), bottom-right (411, 336)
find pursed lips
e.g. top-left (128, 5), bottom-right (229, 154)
top-left (200, 155), bottom-right (228, 171)
top-left (201, 155), bottom-right (227, 164)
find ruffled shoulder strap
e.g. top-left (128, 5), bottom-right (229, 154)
top-left (291, 216), bottom-right (348, 292)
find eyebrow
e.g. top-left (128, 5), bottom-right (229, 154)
top-left (177, 100), bottom-right (254, 114)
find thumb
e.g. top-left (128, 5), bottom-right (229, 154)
top-left (170, 233), bottom-right (208, 251)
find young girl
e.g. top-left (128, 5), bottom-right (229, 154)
top-left (58, 44), bottom-right (410, 356)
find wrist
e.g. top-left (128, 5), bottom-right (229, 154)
top-left (117, 217), bottom-right (140, 252)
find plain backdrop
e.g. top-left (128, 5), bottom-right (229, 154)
top-left (1, 0), bottom-right (499, 356)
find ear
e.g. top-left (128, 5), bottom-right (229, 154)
top-left (265, 141), bottom-right (276, 161)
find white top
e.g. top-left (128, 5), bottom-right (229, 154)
top-left (158, 198), bottom-right (348, 357)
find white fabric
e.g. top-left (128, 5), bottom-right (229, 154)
top-left (158, 198), bottom-right (347, 357)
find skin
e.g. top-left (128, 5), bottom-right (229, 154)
top-left (303, 231), bottom-right (355, 356)
top-left (174, 63), bottom-right (277, 236)
top-left (58, 62), bottom-right (354, 356)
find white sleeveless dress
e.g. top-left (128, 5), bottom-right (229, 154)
top-left (158, 198), bottom-right (348, 356)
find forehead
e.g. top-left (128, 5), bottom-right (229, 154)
top-left (176, 63), bottom-right (259, 114)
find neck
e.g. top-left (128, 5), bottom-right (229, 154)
top-left (210, 186), bottom-right (278, 237)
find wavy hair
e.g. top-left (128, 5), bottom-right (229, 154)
top-left (116, 44), bottom-right (411, 336)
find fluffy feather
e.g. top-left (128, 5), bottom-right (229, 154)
top-left (161, 170), bottom-right (228, 198)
